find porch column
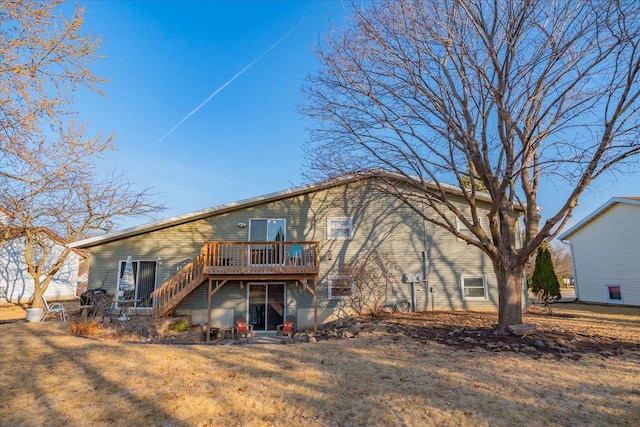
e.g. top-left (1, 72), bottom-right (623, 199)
top-left (314, 278), bottom-right (318, 334)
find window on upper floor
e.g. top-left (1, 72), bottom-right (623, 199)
top-left (461, 275), bottom-right (488, 300)
top-left (328, 276), bottom-right (353, 299)
top-left (456, 216), bottom-right (483, 238)
top-left (327, 217), bottom-right (353, 240)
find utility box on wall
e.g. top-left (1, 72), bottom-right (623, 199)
top-left (402, 274), bottom-right (423, 283)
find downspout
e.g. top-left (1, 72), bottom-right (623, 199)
top-left (411, 281), bottom-right (417, 313)
top-left (422, 202), bottom-right (430, 311)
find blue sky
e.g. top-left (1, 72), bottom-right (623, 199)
top-left (72, 1), bottom-right (352, 228)
top-left (70, 1), bottom-right (638, 233)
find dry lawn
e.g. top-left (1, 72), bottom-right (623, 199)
top-left (0, 303), bottom-right (639, 427)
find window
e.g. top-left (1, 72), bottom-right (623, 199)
top-left (461, 275), bottom-right (488, 300)
top-left (607, 285), bottom-right (622, 302)
top-left (328, 276), bottom-right (353, 299)
top-left (456, 216), bottom-right (482, 238)
top-left (327, 217), bottom-right (353, 239)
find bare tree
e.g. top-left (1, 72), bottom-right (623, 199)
top-left (343, 253), bottom-right (396, 317)
top-left (302, 0), bottom-right (640, 333)
top-left (550, 243), bottom-right (573, 284)
top-left (1, 1), bottom-right (104, 180)
top-left (1, 1), bottom-right (164, 308)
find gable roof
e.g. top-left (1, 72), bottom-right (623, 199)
top-left (69, 171), bottom-right (506, 249)
top-left (4, 226), bottom-right (89, 259)
top-left (557, 197), bottom-right (640, 241)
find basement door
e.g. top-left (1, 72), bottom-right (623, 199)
top-left (248, 283), bottom-right (285, 332)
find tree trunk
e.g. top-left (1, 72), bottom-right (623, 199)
top-left (494, 263), bottom-right (525, 334)
top-left (29, 274), bottom-right (51, 309)
top-left (31, 286), bottom-right (44, 309)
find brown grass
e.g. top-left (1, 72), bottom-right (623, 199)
top-left (1, 303), bottom-right (639, 426)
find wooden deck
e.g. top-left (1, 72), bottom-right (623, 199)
top-left (201, 241), bottom-right (319, 276)
top-left (151, 241), bottom-right (319, 318)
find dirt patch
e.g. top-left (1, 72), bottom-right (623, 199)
top-left (365, 307), bottom-right (640, 360)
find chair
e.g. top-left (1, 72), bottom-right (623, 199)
top-left (235, 321), bottom-right (254, 343)
top-left (277, 321), bottom-right (295, 338)
top-left (288, 244), bottom-right (303, 266)
top-left (41, 296), bottom-right (68, 322)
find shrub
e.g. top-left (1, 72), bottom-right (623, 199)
top-left (169, 319), bottom-right (189, 333)
top-left (70, 320), bottom-right (103, 337)
top-left (531, 245), bottom-right (561, 306)
top-left (342, 253), bottom-right (395, 317)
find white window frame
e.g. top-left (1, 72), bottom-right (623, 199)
top-left (456, 216), bottom-right (482, 239)
top-left (328, 276), bottom-right (354, 299)
top-left (327, 217), bottom-right (353, 240)
top-left (606, 284), bottom-right (623, 303)
top-left (460, 275), bottom-right (488, 300)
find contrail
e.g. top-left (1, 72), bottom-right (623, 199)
top-left (153, 21), bottom-right (304, 145)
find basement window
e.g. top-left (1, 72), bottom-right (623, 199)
top-left (607, 285), bottom-right (622, 302)
top-left (461, 275), bottom-right (488, 300)
top-left (328, 276), bottom-right (353, 299)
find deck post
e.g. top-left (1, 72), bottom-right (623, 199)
top-left (206, 278), bottom-right (212, 343)
top-left (314, 279), bottom-right (318, 334)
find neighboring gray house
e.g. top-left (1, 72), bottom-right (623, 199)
top-left (70, 174), bottom-right (528, 332)
top-left (558, 197), bottom-right (640, 306)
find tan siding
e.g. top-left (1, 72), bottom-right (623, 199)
top-left (569, 203), bottom-right (640, 306)
top-left (85, 181), bottom-right (514, 322)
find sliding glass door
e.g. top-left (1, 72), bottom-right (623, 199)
top-left (249, 219), bottom-right (285, 265)
top-left (248, 283), bottom-right (285, 332)
top-left (117, 259), bottom-right (157, 307)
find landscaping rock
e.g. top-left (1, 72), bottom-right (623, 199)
top-left (507, 323), bottom-right (536, 336)
top-left (348, 324), bottom-right (361, 336)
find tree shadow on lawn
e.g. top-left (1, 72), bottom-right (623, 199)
top-left (2, 318), bottom-right (638, 427)
top-left (2, 323), bottom-right (190, 427)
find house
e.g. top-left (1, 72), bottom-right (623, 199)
top-left (70, 174), bottom-right (527, 333)
top-left (1, 211), bottom-right (87, 303)
top-left (558, 197), bottom-right (640, 306)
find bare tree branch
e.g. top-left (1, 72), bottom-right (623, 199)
top-left (302, 0), bottom-right (640, 332)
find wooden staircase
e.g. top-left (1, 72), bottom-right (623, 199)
top-left (151, 253), bottom-right (206, 318)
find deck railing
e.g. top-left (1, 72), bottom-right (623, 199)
top-left (201, 241), bottom-right (319, 275)
top-left (152, 241), bottom-right (319, 317)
